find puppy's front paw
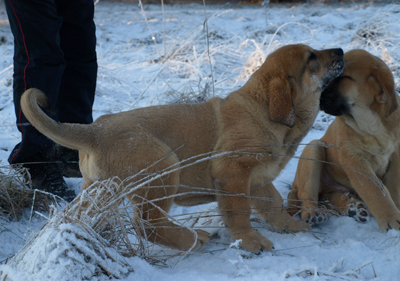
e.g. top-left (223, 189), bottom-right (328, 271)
top-left (235, 230), bottom-right (273, 253)
top-left (376, 212), bottom-right (400, 232)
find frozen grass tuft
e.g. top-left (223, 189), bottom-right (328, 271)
top-left (0, 164), bottom-right (54, 221)
top-left (283, 260), bottom-right (377, 280)
top-left (4, 214), bottom-right (134, 280)
top-left (353, 6), bottom-right (400, 95)
top-left (354, 6), bottom-right (400, 61)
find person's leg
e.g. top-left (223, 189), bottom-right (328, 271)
top-left (5, 0), bottom-right (64, 164)
top-left (54, 0), bottom-right (97, 178)
top-left (5, 0), bottom-right (74, 200)
top-left (55, 0), bottom-right (97, 125)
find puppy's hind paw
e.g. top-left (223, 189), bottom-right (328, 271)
top-left (193, 229), bottom-right (210, 250)
top-left (347, 201), bottom-right (369, 223)
top-left (306, 212), bottom-right (329, 226)
top-left (303, 204), bottom-right (331, 226)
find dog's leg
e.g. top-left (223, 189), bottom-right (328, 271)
top-left (213, 162), bottom-right (274, 253)
top-left (72, 178), bottom-right (98, 218)
top-left (135, 202), bottom-right (210, 251)
top-left (250, 183), bottom-right (311, 233)
top-left (343, 156), bottom-right (400, 231)
top-left (382, 150), bottom-right (400, 210)
top-left (286, 187), bottom-right (301, 216)
top-left (290, 140), bottom-right (325, 223)
top-left (132, 165), bottom-right (209, 251)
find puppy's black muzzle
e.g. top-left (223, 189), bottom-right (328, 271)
top-left (318, 49), bottom-right (351, 116)
top-left (320, 48), bottom-right (344, 91)
top-left (320, 78), bottom-right (350, 116)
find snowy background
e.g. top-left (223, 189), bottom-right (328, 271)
top-left (1, 0), bottom-right (400, 280)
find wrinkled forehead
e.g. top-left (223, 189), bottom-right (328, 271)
top-left (268, 44), bottom-right (311, 62)
top-left (266, 44), bottom-right (312, 74)
top-left (343, 51), bottom-right (388, 77)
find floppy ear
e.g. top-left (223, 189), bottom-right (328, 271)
top-left (372, 70), bottom-right (398, 118)
top-left (268, 76), bottom-right (296, 128)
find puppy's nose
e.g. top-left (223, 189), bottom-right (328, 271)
top-left (334, 48), bottom-right (344, 56)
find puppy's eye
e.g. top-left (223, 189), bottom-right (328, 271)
top-left (340, 76), bottom-right (353, 80)
top-left (308, 52), bottom-right (317, 63)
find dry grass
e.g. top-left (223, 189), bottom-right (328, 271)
top-left (0, 164), bottom-right (55, 221)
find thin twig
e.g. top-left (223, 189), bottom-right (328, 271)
top-left (202, 0), bottom-right (215, 97)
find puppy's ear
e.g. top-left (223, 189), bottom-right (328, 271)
top-left (268, 77), bottom-right (296, 128)
top-left (372, 70), bottom-right (398, 118)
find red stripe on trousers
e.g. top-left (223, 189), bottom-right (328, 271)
top-left (8, 0), bottom-right (31, 164)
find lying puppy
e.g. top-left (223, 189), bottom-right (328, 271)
top-left (21, 44), bottom-right (344, 253)
top-left (288, 49), bottom-right (400, 231)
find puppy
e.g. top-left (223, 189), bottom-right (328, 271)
top-left (21, 44), bottom-right (344, 253)
top-left (288, 49), bottom-right (400, 231)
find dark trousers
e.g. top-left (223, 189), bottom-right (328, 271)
top-left (5, 0), bottom-right (97, 164)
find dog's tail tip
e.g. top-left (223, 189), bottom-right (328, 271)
top-left (24, 88), bottom-right (50, 109)
top-left (21, 88), bottom-right (95, 154)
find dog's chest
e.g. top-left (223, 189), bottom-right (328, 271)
top-left (371, 149), bottom-right (393, 178)
top-left (366, 140), bottom-right (396, 178)
top-left (262, 108), bottom-right (318, 179)
top-left (253, 135), bottom-right (302, 185)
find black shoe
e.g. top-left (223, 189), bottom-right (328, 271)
top-left (55, 145), bottom-right (82, 178)
top-left (16, 147), bottom-right (77, 202)
top-left (26, 162), bottom-right (76, 202)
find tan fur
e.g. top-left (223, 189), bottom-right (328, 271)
top-left (21, 44), bottom-right (344, 253)
top-left (288, 49), bottom-right (400, 231)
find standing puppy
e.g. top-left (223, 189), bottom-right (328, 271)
top-left (288, 50), bottom-right (400, 231)
top-left (21, 44), bottom-right (344, 253)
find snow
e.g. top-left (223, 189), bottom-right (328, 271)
top-left (1, 0), bottom-right (400, 280)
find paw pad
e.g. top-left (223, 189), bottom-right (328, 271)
top-left (347, 201), bottom-right (369, 223)
top-left (306, 212), bottom-right (329, 226)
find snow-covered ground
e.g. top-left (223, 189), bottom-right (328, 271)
top-left (1, 1), bottom-right (400, 280)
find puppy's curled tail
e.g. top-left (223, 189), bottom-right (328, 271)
top-left (21, 88), bottom-right (97, 154)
